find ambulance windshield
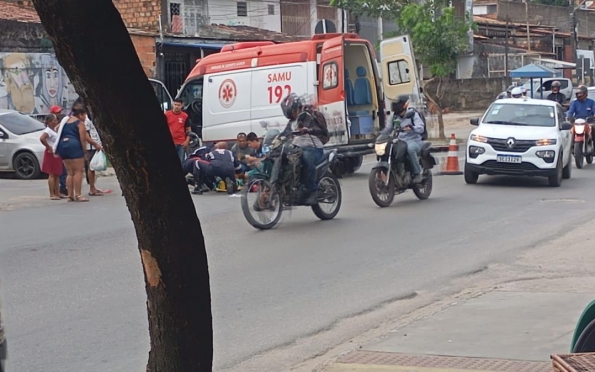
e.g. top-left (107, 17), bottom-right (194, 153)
top-left (180, 78), bottom-right (203, 106)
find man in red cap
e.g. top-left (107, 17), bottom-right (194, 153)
top-left (49, 105), bottom-right (68, 197)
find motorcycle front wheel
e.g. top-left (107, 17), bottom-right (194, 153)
top-left (575, 142), bottom-right (584, 169)
top-left (241, 179), bottom-right (282, 230)
top-left (312, 171), bottom-right (342, 220)
top-left (368, 167), bottom-right (395, 207)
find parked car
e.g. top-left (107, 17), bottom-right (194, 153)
top-left (523, 78), bottom-right (573, 102)
top-left (465, 98), bottom-right (573, 187)
top-left (0, 109), bottom-right (46, 179)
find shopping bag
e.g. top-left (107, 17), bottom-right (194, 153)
top-left (90, 150), bottom-right (107, 172)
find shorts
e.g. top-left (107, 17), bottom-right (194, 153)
top-left (41, 150), bottom-right (63, 176)
top-left (57, 139), bottom-right (84, 160)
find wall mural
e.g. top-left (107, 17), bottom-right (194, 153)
top-left (0, 52), bottom-right (78, 115)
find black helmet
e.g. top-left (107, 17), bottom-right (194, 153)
top-left (552, 81), bottom-right (561, 88)
top-left (391, 95), bottom-right (409, 114)
top-left (280, 93), bottom-right (303, 119)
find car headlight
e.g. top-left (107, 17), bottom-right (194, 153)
top-left (575, 125), bottom-right (585, 135)
top-left (374, 143), bottom-right (387, 156)
top-left (470, 134), bottom-right (488, 143)
top-left (535, 139), bottom-right (557, 146)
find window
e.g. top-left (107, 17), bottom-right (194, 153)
top-left (484, 103), bottom-right (556, 127)
top-left (0, 112), bottom-right (45, 135)
top-left (237, 1), bottom-right (248, 17)
top-left (387, 60), bottom-right (411, 85)
top-left (322, 62), bottom-right (338, 89)
top-left (268, 4), bottom-right (275, 15)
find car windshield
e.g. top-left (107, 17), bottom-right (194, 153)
top-left (0, 112), bottom-right (45, 135)
top-left (483, 103), bottom-right (556, 127)
top-left (179, 79), bottom-right (203, 106)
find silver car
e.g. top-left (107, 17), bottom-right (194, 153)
top-left (0, 109), bottom-right (46, 179)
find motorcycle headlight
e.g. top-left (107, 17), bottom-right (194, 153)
top-left (374, 143), bottom-right (387, 156)
top-left (575, 125), bottom-right (585, 135)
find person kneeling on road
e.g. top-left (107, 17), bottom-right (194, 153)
top-left (189, 142), bottom-right (241, 195)
top-left (382, 96), bottom-right (425, 184)
top-left (183, 146), bottom-right (214, 194)
top-left (280, 93), bottom-right (327, 205)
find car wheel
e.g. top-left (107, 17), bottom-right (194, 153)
top-left (563, 155), bottom-right (572, 179)
top-left (13, 152), bottom-right (41, 180)
top-left (464, 162), bottom-right (479, 184)
top-left (548, 154), bottom-right (563, 187)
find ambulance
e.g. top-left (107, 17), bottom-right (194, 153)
top-left (176, 33), bottom-right (421, 175)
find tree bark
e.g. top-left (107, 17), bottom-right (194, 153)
top-left (423, 77), bottom-right (446, 140)
top-left (31, 1), bottom-right (213, 371)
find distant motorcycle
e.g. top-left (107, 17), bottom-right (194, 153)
top-left (572, 118), bottom-right (594, 169)
top-left (368, 129), bottom-right (436, 207)
top-left (241, 129), bottom-right (342, 230)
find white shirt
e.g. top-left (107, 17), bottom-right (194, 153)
top-left (43, 127), bottom-right (58, 149)
top-left (84, 119), bottom-right (101, 150)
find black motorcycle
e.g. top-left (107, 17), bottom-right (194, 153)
top-left (241, 129), bottom-right (342, 230)
top-left (368, 130), bottom-right (436, 207)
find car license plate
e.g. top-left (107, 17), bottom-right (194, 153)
top-left (497, 154), bottom-right (522, 163)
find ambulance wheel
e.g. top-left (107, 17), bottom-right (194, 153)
top-left (344, 156), bottom-right (363, 174)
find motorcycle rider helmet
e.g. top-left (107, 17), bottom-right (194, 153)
top-left (391, 95), bottom-right (410, 114)
top-left (576, 85), bottom-right (588, 98)
top-left (280, 93), bottom-right (303, 120)
top-left (511, 87), bottom-right (523, 98)
top-left (552, 81), bottom-right (561, 88)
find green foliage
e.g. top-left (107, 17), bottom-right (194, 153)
top-left (530, 0), bottom-right (569, 6)
top-left (397, 1), bottom-right (475, 77)
top-left (329, 0), bottom-right (408, 19)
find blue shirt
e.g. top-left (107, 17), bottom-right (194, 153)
top-left (567, 98), bottom-right (595, 119)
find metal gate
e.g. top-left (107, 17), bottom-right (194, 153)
top-left (164, 52), bottom-right (189, 96)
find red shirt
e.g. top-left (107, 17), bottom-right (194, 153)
top-left (165, 110), bottom-right (189, 145)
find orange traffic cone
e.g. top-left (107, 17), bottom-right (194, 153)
top-left (441, 133), bottom-right (463, 175)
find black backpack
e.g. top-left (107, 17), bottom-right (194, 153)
top-left (405, 108), bottom-right (428, 140)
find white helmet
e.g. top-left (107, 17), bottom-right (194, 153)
top-left (511, 87), bottom-right (523, 98)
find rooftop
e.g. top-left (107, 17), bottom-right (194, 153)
top-left (0, 0), bottom-right (39, 23)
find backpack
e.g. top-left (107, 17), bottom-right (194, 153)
top-left (405, 108), bottom-right (428, 140)
top-left (299, 108), bottom-right (330, 144)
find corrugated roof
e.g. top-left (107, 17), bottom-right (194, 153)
top-left (0, 0), bottom-right (39, 23)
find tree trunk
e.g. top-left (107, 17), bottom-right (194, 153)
top-left (423, 78), bottom-right (446, 140)
top-left (31, 1), bottom-right (213, 371)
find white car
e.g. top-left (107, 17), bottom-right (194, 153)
top-left (0, 109), bottom-right (46, 179)
top-left (465, 98), bottom-right (573, 187)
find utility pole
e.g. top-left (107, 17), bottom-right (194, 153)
top-left (571, 10), bottom-right (578, 83)
top-left (524, 0), bottom-right (531, 51)
top-left (505, 18), bottom-right (510, 85)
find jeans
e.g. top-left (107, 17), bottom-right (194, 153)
top-left (175, 145), bottom-right (186, 164)
top-left (59, 164), bottom-right (67, 192)
top-left (405, 140), bottom-right (422, 175)
top-left (301, 147), bottom-right (324, 193)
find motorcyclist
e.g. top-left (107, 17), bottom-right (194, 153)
top-left (381, 95), bottom-right (425, 184)
top-left (567, 85), bottom-right (595, 121)
top-left (547, 81), bottom-right (567, 105)
top-left (511, 87), bottom-right (523, 98)
top-left (280, 93), bottom-right (326, 205)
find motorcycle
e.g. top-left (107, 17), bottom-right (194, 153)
top-left (572, 117), bottom-right (594, 169)
top-left (241, 129), bottom-right (342, 230)
top-left (368, 129), bottom-right (436, 207)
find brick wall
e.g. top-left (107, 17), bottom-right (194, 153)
top-left (113, 0), bottom-right (161, 32)
top-left (130, 33), bottom-right (156, 77)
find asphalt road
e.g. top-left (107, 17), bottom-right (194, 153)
top-left (2, 161), bottom-right (595, 372)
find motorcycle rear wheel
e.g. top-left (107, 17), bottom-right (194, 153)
top-left (369, 168), bottom-right (395, 207)
top-left (413, 170), bottom-right (433, 200)
top-left (311, 171), bottom-right (342, 220)
top-left (575, 142), bottom-right (584, 169)
top-left (241, 179), bottom-right (282, 230)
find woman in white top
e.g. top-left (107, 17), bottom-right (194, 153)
top-left (39, 114), bottom-right (64, 200)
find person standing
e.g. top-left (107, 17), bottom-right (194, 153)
top-left (39, 114), bottom-right (64, 200)
top-left (50, 105), bottom-right (68, 197)
top-left (83, 112), bottom-right (105, 196)
top-left (165, 98), bottom-right (190, 163)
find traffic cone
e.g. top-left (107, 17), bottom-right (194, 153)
top-left (441, 133), bottom-right (463, 175)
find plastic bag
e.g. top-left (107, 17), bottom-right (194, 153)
top-left (90, 150), bottom-right (107, 172)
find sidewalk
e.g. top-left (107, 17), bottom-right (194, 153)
top-left (319, 219), bottom-right (595, 372)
